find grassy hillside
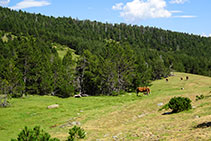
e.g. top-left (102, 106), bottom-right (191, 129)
top-left (52, 43), bottom-right (79, 60)
top-left (0, 72), bottom-right (210, 140)
top-left (0, 31), bottom-right (16, 42)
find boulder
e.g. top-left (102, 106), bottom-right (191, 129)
top-left (138, 114), bottom-right (146, 118)
top-left (47, 104), bottom-right (59, 109)
top-left (157, 103), bottom-right (164, 106)
top-left (81, 94), bottom-right (89, 97)
top-left (74, 94), bottom-right (81, 98)
top-left (71, 121), bottom-right (81, 126)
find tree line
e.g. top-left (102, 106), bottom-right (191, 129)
top-left (0, 31), bottom-right (168, 98)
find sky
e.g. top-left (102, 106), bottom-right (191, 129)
top-left (0, 0), bottom-right (211, 36)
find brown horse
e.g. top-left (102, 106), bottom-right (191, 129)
top-left (186, 76), bottom-right (189, 80)
top-left (136, 87), bottom-right (151, 96)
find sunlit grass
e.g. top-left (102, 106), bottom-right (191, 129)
top-left (0, 72), bottom-right (211, 140)
top-left (0, 93), bottom-right (140, 140)
top-left (52, 43), bottom-right (79, 60)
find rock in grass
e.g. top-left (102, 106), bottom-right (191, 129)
top-left (104, 134), bottom-right (109, 137)
top-left (74, 94), bottom-right (81, 98)
top-left (112, 136), bottom-right (118, 140)
top-left (71, 121), bottom-right (81, 126)
top-left (47, 104), bottom-right (59, 109)
top-left (138, 114), bottom-right (146, 118)
top-left (81, 94), bottom-right (89, 97)
top-left (157, 103), bottom-right (164, 106)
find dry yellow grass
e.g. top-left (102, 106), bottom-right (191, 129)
top-left (72, 72), bottom-right (211, 141)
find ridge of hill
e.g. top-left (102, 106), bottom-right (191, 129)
top-left (0, 72), bottom-right (210, 140)
top-left (1, 6), bottom-right (211, 55)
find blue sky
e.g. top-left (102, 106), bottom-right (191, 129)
top-left (0, 0), bottom-right (211, 36)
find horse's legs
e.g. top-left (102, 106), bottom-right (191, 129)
top-left (148, 89), bottom-right (150, 95)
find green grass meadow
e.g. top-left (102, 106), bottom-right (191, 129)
top-left (0, 72), bottom-right (211, 140)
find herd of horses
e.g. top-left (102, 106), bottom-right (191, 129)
top-left (137, 76), bottom-right (189, 96)
top-left (75, 76), bottom-right (189, 97)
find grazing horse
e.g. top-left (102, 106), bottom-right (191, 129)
top-left (166, 78), bottom-right (168, 82)
top-left (136, 87), bottom-right (150, 96)
top-left (186, 76), bottom-right (189, 80)
top-left (180, 77), bottom-right (183, 80)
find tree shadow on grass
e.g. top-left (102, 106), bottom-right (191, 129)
top-left (205, 95), bottom-right (211, 98)
top-left (162, 111), bottom-right (173, 115)
top-left (194, 122), bottom-right (211, 129)
top-left (0, 126), bottom-right (6, 130)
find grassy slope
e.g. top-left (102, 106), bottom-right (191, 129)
top-left (0, 32), bottom-right (16, 42)
top-left (52, 43), bottom-right (79, 60)
top-left (0, 72), bottom-right (211, 140)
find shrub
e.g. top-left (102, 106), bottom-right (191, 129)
top-left (111, 90), bottom-right (126, 96)
top-left (159, 97), bottom-right (192, 113)
top-left (111, 91), bottom-right (119, 96)
top-left (158, 103), bottom-right (169, 111)
top-left (11, 126), bottom-right (59, 141)
top-left (67, 126), bottom-right (86, 141)
top-left (196, 94), bottom-right (204, 101)
top-left (168, 97), bottom-right (192, 113)
top-left (0, 94), bottom-right (10, 108)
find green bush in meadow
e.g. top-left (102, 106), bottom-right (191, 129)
top-left (11, 126), bottom-right (59, 141)
top-left (67, 126), bottom-right (86, 141)
top-left (159, 97), bottom-right (192, 113)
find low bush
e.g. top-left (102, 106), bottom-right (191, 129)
top-left (111, 90), bottom-right (125, 96)
top-left (11, 125), bottom-right (87, 141)
top-left (67, 126), bottom-right (86, 141)
top-left (196, 94), bottom-right (204, 101)
top-left (159, 97), bottom-right (192, 113)
top-left (0, 95), bottom-right (10, 108)
top-left (11, 126), bottom-right (59, 141)
top-left (169, 97), bottom-right (192, 113)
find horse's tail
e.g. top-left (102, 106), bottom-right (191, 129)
top-left (136, 88), bottom-right (139, 96)
top-left (148, 88), bottom-right (151, 94)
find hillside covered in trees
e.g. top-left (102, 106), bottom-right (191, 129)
top-left (0, 6), bottom-right (211, 98)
